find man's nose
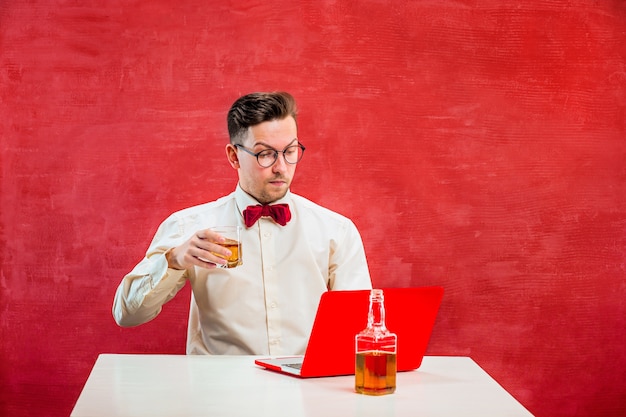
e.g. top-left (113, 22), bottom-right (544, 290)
top-left (272, 152), bottom-right (288, 172)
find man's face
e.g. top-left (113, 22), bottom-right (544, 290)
top-left (232, 116), bottom-right (299, 204)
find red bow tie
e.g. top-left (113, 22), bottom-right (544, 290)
top-left (243, 204), bottom-right (291, 227)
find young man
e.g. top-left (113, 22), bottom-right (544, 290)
top-left (113, 92), bottom-right (372, 355)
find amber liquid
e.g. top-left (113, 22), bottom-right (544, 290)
top-left (214, 238), bottom-right (241, 268)
top-left (355, 351), bottom-right (396, 395)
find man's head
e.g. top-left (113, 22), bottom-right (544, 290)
top-left (225, 92), bottom-right (304, 204)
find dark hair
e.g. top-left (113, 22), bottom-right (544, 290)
top-left (227, 92), bottom-right (298, 144)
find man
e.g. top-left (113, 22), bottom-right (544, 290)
top-left (113, 92), bottom-right (372, 355)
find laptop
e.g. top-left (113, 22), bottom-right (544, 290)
top-left (254, 286), bottom-right (444, 378)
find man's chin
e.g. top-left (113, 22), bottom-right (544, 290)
top-left (263, 186), bottom-right (289, 203)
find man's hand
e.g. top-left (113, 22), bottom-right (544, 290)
top-left (165, 229), bottom-right (231, 270)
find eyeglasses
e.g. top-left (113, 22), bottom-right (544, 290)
top-left (235, 143), bottom-right (306, 168)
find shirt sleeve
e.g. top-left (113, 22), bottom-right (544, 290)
top-left (327, 219), bottom-right (373, 291)
top-left (112, 216), bottom-right (189, 327)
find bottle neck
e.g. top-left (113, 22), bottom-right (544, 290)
top-left (367, 290), bottom-right (386, 329)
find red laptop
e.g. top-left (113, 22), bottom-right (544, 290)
top-left (254, 286), bottom-right (444, 378)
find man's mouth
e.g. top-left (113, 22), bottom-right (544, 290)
top-left (268, 177), bottom-right (287, 185)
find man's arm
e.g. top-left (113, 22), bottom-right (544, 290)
top-left (112, 250), bottom-right (188, 327)
top-left (112, 214), bottom-right (192, 327)
top-left (112, 212), bottom-right (234, 327)
top-left (327, 219), bottom-right (373, 290)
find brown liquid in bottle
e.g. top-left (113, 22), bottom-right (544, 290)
top-left (355, 351), bottom-right (397, 395)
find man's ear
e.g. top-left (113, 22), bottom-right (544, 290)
top-left (225, 144), bottom-right (239, 169)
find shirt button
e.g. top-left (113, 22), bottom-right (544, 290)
top-left (270, 302), bottom-right (277, 309)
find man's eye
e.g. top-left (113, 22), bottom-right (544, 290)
top-left (258, 150), bottom-right (275, 159)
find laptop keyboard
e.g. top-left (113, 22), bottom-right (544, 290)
top-left (283, 363), bottom-right (302, 370)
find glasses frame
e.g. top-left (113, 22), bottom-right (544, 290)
top-left (235, 142), bottom-right (306, 168)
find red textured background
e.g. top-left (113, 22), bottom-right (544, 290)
top-left (1, 1), bottom-right (625, 416)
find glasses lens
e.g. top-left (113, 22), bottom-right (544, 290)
top-left (284, 145), bottom-right (303, 164)
top-left (257, 149), bottom-right (278, 168)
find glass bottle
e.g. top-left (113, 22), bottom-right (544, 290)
top-left (355, 289), bottom-right (397, 395)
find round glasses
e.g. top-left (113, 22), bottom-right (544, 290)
top-left (235, 143), bottom-right (306, 168)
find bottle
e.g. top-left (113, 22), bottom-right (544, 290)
top-left (355, 289), bottom-right (397, 395)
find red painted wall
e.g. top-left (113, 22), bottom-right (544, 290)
top-left (1, 1), bottom-right (625, 416)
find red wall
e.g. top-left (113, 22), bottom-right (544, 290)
top-left (1, 1), bottom-right (625, 416)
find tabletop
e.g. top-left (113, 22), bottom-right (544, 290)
top-left (71, 354), bottom-right (534, 417)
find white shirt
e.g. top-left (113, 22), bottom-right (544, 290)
top-left (113, 185), bottom-right (372, 355)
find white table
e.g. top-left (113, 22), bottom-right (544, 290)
top-left (71, 354), bottom-right (534, 417)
